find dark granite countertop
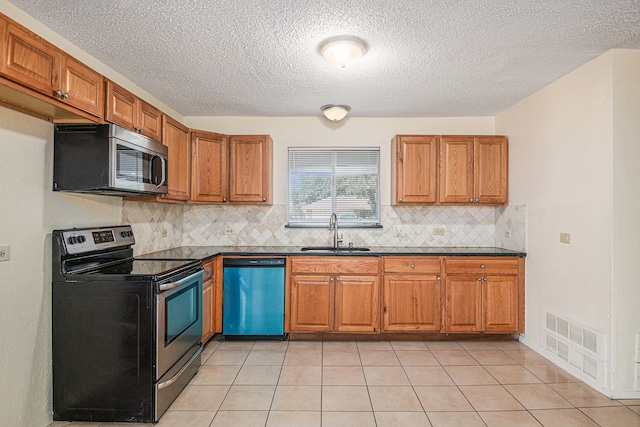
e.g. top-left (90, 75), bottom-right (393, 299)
top-left (138, 246), bottom-right (526, 260)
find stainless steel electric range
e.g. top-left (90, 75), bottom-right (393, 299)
top-left (51, 225), bottom-right (204, 423)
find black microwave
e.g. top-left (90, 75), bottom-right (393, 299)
top-left (53, 123), bottom-right (168, 196)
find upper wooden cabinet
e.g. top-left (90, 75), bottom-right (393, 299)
top-left (440, 135), bottom-right (508, 205)
top-left (391, 135), bottom-right (438, 204)
top-left (162, 116), bottom-right (190, 201)
top-left (191, 130), bottom-right (228, 203)
top-left (0, 14), bottom-right (103, 119)
top-left (392, 134), bottom-right (508, 205)
top-left (105, 80), bottom-right (162, 141)
top-left (229, 135), bottom-right (272, 204)
top-left (190, 131), bottom-right (272, 204)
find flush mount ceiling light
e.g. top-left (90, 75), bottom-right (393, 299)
top-left (319, 36), bottom-right (367, 68)
top-left (321, 104), bottom-right (351, 121)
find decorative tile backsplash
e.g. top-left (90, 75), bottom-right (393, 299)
top-left (123, 201), bottom-right (527, 255)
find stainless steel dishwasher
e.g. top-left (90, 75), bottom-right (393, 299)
top-left (222, 258), bottom-right (286, 339)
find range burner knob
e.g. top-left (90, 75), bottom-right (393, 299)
top-left (77, 235), bottom-right (86, 243)
top-left (121, 231), bottom-right (128, 238)
top-left (68, 236), bottom-right (78, 244)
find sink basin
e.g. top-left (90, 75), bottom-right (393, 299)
top-left (300, 246), bottom-right (371, 252)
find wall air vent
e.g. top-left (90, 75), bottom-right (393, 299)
top-left (541, 310), bottom-right (607, 389)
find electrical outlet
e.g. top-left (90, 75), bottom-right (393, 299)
top-left (393, 227), bottom-right (405, 237)
top-left (432, 227), bottom-right (445, 236)
top-left (224, 228), bottom-right (235, 235)
top-left (161, 229), bottom-right (168, 238)
top-left (560, 232), bottom-right (571, 244)
top-left (504, 229), bottom-right (512, 238)
top-left (0, 245), bottom-right (10, 262)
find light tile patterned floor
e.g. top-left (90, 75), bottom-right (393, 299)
top-left (50, 340), bottom-right (640, 427)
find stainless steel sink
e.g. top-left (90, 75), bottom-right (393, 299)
top-left (300, 246), bottom-right (371, 252)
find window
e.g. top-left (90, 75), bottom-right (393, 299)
top-left (288, 147), bottom-right (380, 227)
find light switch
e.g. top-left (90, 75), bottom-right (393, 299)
top-left (560, 233), bottom-right (571, 244)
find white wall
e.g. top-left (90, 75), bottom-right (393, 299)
top-left (496, 51), bottom-right (618, 393)
top-left (0, 107), bottom-right (123, 427)
top-left (611, 49), bottom-right (640, 395)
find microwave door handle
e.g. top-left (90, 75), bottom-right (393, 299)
top-left (150, 155), bottom-right (166, 188)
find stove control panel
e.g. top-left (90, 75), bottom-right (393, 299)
top-left (62, 225), bottom-right (135, 255)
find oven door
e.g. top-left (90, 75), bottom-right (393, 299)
top-left (156, 269), bottom-right (203, 379)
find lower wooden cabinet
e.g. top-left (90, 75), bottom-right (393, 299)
top-left (288, 257), bottom-right (380, 333)
top-left (444, 257), bottom-right (522, 333)
top-left (201, 258), bottom-right (215, 343)
top-left (382, 257), bottom-right (442, 332)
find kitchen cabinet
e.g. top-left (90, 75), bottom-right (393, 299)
top-left (191, 130), bottom-right (228, 203)
top-left (0, 14), bottom-right (103, 119)
top-left (229, 135), bottom-right (272, 204)
top-left (391, 135), bottom-right (438, 204)
top-left (162, 116), bottom-right (190, 201)
top-left (444, 257), bottom-right (522, 333)
top-left (440, 135), bottom-right (508, 205)
top-left (105, 80), bottom-right (162, 141)
top-left (382, 256), bottom-right (442, 332)
top-left (190, 131), bottom-right (272, 204)
top-left (288, 257), bottom-right (380, 333)
top-left (201, 258), bottom-right (215, 344)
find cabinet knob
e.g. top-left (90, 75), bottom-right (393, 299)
top-left (55, 89), bottom-right (62, 97)
top-left (330, 277), bottom-right (333, 281)
top-left (410, 263), bottom-right (415, 268)
top-left (469, 198), bottom-right (474, 202)
top-left (335, 277), bottom-right (340, 281)
top-left (437, 276), bottom-right (441, 281)
top-left (480, 264), bottom-right (485, 269)
top-left (63, 92), bottom-right (69, 99)
top-left (477, 277), bottom-right (482, 281)
top-left (223, 197), bottom-right (227, 202)
top-left (262, 197), bottom-right (266, 201)
top-left (475, 198), bottom-right (479, 202)
top-left (483, 277), bottom-right (488, 281)
top-left (399, 197), bottom-right (403, 202)
top-left (139, 128), bottom-right (144, 134)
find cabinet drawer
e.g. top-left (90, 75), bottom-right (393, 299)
top-left (383, 256), bottom-right (441, 274)
top-left (291, 256), bottom-right (379, 274)
top-left (202, 259), bottom-right (215, 281)
top-left (444, 257), bottom-right (519, 275)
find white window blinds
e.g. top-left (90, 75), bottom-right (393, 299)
top-left (288, 147), bottom-right (380, 227)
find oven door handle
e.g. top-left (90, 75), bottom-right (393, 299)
top-left (157, 345), bottom-right (202, 390)
top-left (158, 270), bottom-right (202, 292)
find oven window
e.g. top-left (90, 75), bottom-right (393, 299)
top-left (165, 284), bottom-right (198, 344)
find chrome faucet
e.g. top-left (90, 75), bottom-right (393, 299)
top-left (329, 212), bottom-right (342, 249)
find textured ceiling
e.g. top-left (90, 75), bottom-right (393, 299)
top-left (6, 0), bottom-right (640, 117)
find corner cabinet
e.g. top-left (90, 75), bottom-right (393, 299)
top-left (288, 257), bottom-right (380, 333)
top-left (391, 135), bottom-right (438, 204)
top-left (105, 80), bottom-right (162, 141)
top-left (444, 257), bottom-right (523, 333)
top-left (440, 135), bottom-right (508, 205)
top-left (382, 257), bottom-right (442, 332)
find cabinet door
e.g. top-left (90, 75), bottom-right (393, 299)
top-left (105, 81), bottom-right (136, 130)
top-left (383, 274), bottom-right (441, 332)
top-left (229, 135), bottom-right (271, 203)
top-left (162, 116), bottom-right (190, 201)
top-left (1, 21), bottom-right (60, 96)
top-left (439, 136), bottom-right (474, 204)
top-left (445, 275), bottom-right (482, 332)
top-left (392, 135), bottom-right (438, 204)
top-left (138, 100), bottom-right (162, 141)
top-left (334, 275), bottom-right (379, 332)
top-left (475, 136), bottom-right (508, 204)
top-left (483, 275), bottom-right (518, 332)
top-left (191, 131), bottom-right (228, 203)
top-left (201, 281), bottom-right (214, 343)
top-left (60, 55), bottom-right (103, 118)
top-left (290, 275), bottom-right (332, 332)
